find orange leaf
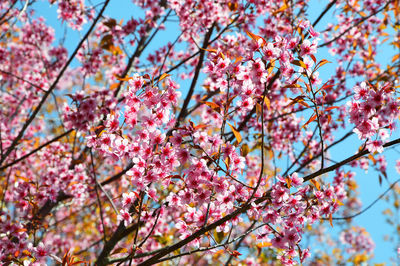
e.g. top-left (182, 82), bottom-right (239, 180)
top-left (234, 56), bottom-right (243, 64)
top-left (335, 199), bottom-right (344, 206)
top-left (359, 11), bottom-right (367, 17)
top-left (301, 114), bottom-right (317, 129)
top-left (158, 73), bottom-right (171, 83)
top-left (368, 42), bottom-right (373, 57)
top-left (283, 83), bottom-right (301, 89)
top-left (213, 249), bottom-right (225, 256)
top-left (392, 54), bottom-right (400, 63)
top-left (264, 96), bottom-right (271, 111)
top-left (305, 83), bottom-right (311, 93)
top-left (310, 54), bottom-right (316, 63)
top-left (200, 47), bottom-right (218, 53)
top-left (194, 124), bottom-right (209, 130)
top-left (310, 179), bottom-right (320, 190)
top-left (316, 59), bottom-right (331, 69)
top-left (228, 2), bottom-right (238, 11)
top-left (230, 250), bottom-right (242, 258)
top-left (201, 101), bottom-right (221, 113)
top-left (273, 3), bottom-right (288, 16)
top-left (115, 75), bottom-right (132, 81)
top-left (227, 123), bottom-right (242, 144)
top-left (95, 125), bottom-right (106, 137)
top-left (319, 81), bottom-right (336, 91)
top-left (267, 60), bottom-right (275, 75)
top-left (288, 95), bottom-right (306, 106)
top-left (109, 83), bottom-right (120, 90)
top-left (292, 59), bottom-right (307, 69)
top-left (325, 106), bottom-right (339, 111)
top-left (328, 213), bottom-right (333, 227)
top-left (245, 30), bottom-right (267, 47)
top-left (22, 250), bottom-right (31, 256)
top-left (368, 154), bottom-right (376, 165)
top-left (286, 177), bottom-right (292, 189)
top-left (256, 242), bottom-right (272, 248)
top-left (298, 101), bottom-right (310, 108)
top-left (225, 156), bottom-right (230, 169)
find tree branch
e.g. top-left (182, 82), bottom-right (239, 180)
top-left (0, 0), bottom-right (111, 166)
top-left (328, 178), bottom-right (400, 220)
top-left (0, 129), bottom-right (73, 171)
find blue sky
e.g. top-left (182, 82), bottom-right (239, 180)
top-left (31, 0), bottom-right (400, 263)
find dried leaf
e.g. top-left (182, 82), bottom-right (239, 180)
top-left (111, 248), bottom-right (128, 255)
top-left (241, 143), bottom-right (250, 157)
top-left (100, 34), bottom-right (113, 51)
top-left (103, 18), bottom-right (117, 28)
top-left (227, 2), bottom-right (238, 11)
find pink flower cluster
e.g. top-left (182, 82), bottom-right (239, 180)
top-left (63, 89), bottom-right (116, 131)
top-left (348, 82), bottom-right (398, 153)
top-left (340, 227), bottom-right (375, 255)
top-left (77, 44), bottom-right (103, 75)
top-left (53, 0), bottom-right (90, 31)
top-left (251, 172), bottom-right (346, 264)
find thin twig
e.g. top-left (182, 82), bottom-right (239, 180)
top-left (319, 2), bottom-right (390, 47)
top-left (327, 179), bottom-right (400, 220)
top-left (91, 150), bottom-right (108, 243)
top-left (0, 0), bottom-right (111, 166)
top-left (0, 129), bottom-right (73, 171)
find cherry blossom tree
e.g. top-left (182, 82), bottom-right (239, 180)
top-left (0, 0), bottom-right (400, 265)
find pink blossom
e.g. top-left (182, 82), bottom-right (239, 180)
top-left (117, 209), bottom-right (133, 227)
top-left (122, 192), bottom-right (136, 208)
top-left (354, 82), bottom-right (369, 100)
top-left (263, 43), bottom-right (280, 60)
top-left (366, 140), bottom-right (384, 153)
